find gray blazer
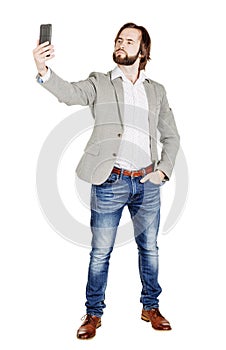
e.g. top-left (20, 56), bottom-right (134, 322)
top-left (40, 70), bottom-right (180, 184)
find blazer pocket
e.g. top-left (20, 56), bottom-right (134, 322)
top-left (84, 141), bottom-right (100, 156)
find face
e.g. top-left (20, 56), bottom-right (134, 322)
top-left (113, 28), bottom-right (142, 66)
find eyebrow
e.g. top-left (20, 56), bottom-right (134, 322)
top-left (118, 36), bottom-right (135, 43)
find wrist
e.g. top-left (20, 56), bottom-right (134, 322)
top-left (38, 66), bottom-right (48, 76)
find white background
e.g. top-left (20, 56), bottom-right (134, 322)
top-left (1, 0), bottom-right (226, 349)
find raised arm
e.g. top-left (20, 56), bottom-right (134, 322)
top-left (33, 41), bottom-right (96, 106)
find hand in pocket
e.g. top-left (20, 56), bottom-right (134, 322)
top-left (140, 170), bottom-right (165, 185)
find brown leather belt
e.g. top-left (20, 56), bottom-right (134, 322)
top-left (112, 164), bottom-right (154, 177)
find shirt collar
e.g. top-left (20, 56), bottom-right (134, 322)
top-left (111, 66), bottom-right (147, 85)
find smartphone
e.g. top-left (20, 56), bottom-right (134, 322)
top-left (39, 24), bottom-right (52, 45)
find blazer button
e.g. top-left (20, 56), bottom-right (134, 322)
top-left (113, 153), bottom-right (117, 157)
top-left (117, 133), bottom-right (122, 137)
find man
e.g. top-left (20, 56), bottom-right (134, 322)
top-left (33, 22), bottom-right (180, 339)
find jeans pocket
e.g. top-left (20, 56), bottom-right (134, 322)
top-left (104, 172), bottom-right (120, 185)
top-left (148, 179), bottom-right (165, 187)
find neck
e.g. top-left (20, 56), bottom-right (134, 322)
top-left (117, 62), bottom-right (140, 84)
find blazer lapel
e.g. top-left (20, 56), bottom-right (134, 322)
top-left (110, 75), bottom-right (124, 126)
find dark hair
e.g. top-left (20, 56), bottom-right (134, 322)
top-left (114, 22), bottom-right (151, 70)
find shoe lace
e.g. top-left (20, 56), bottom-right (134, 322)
top-left (81, 314), bottom-right (94, 325)
top-left (155, 309), bottom-right (163, 317)
top-left (151, 308), bottom-right (163, 318)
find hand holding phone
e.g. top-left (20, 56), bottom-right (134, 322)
top-left (33, 24), bottom-right (54, 76)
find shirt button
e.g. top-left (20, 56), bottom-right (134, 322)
top-left (112, 153), bottom-right (117, 157)
top-left (117, 133), bottom-right (122, 137)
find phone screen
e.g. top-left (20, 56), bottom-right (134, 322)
top-left (39, 24), bottom-right (52, 44)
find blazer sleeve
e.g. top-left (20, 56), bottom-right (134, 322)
top-left (39, 69), bottom-right (97, 106)
top-left (156, 86), bottom-right (180, 179)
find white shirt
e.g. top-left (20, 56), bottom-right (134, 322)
top-left (111, 66), bottom-right (151, 170)
top-left (39, 67), bottom-right (152, 170)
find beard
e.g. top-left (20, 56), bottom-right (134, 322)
top-left (113, 49), bottom-right (140, 66)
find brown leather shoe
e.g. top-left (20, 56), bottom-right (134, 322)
top-left (141, 308), bottom-right (172, 331)
top-left (77, 314), bottom-right (101, 340)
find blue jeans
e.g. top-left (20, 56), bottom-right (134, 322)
top-left (85, 171), bottom-right (163, 317)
